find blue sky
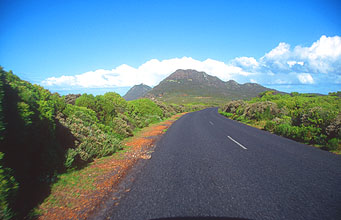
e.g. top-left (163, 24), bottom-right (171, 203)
top-left (1, 0), bottom-right (340, 95)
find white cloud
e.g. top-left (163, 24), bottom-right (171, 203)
top-left (231, 56), bottom-right (259, 68)
top-left (256, 35), bottom-right (341, 85)
top-left (293, 35), bottom-right (341, 73)
top-left (44, 75), bottom-right (77, 86)
top-left (263, 42), bottom-right (291, 59)
top-left (42, 56), bottom-right (255, 88)
top-left (297, 73), bottom-right (314, 84)
top-left (259, 35), bottom-right (341, 74)
top-left (274, 79), bottom-right (290, 84)
top-left (287, 61), bottom-right (304, 67)
top-left (297, 35), bottom-right (341, 59)
top-left (42, 35), bottom-right (341, 92)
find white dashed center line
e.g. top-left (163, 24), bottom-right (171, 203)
top-left (227, 136), bottom-right (247, 150)
top-left (209, 121), bottom-right (214, 125)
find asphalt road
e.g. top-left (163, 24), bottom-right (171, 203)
top-left (94, 108), bottom-right (341, 220)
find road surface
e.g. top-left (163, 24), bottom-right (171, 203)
top-left (92, 108), bottom-right (341, 220)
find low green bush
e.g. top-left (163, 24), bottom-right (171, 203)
top-left (264, 120), bottom-right (276, 131)
top-left (222, 100), bottom-right (246, 114)
top-left (130, 99), bottom-right (163, 118)
top-left (243, 101), bottom-right (281, 120)
top-left (62, 104), bottom-right (97, 123)
top-left (0, 153), bottom-right (18, 220)
top-left (57, 113), bottom-right (120, 168)
top-left (327, 138), bottom-right (340, 151)
top-left (219, 111), bottom-right (234, 118)
top-left (220, 91), bottom-right (341, 151)
top-left (112, 114), bottom-right (133, 138)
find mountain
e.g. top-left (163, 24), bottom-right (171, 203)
top-left (145, 69), bottom-right (279, 104)
top-left (123, 83), bottom-right (152, 101)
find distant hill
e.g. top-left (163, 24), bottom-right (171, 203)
top-left (145, 69), bottom-right (279, 104)
top-left (123, 83), bottom-right (152, 101)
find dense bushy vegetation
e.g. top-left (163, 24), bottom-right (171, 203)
top-left (0, 68), bottom-right (198, 219)
top-left (220, 91), bottom-right (341, 152)
top-left (0, 68), bottom-right (67, 219)
top-left (0, 152), bottom-right (18, 219)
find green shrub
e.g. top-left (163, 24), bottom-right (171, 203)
top-left (220, 91), bottom-right (341, 152)
top-left (0, 153), bottom-right (18, 220)
top-left (223, 100), bottom-right (246, 114)
top-left (112, 114), bottom-right (133, 138)
top-left (326, 113), bottom-right (341, 139)
top-left (300, 107), bottom-right (335, 130)
top-left (274, 123), bottom-right (292, 138)
top-left (130, 98), bottom-right (163, 118)
top-left (314, 134), bottom-right (328, 146)
top-left (129, 99), bottom-right (164, 126)
top-left (219, 111), bottom-right (233, 118)
top-left (273, 123), bottom-right (319, 143)
top-left (75, 93), bottom-right (96, 110)
top-left (64, 148), bottom-right (78, 169)
top-left (17, 102), bottom-right (34, 126)
top-left (94, 92), bottom-right (128, 125)
top-left (154, 100), bottom-right (177, 118)
top-left (244, 101), bottom-right (281, 120)
top-left (62, 104), bottom-right (97, 122)
top-left (1, 69), bottom-right (68, 217)
top-left (264, 120), bottom-right (276, 131)
top-left (301, 126), bottom-right (321, 144)
top-left (326, 138), bottom-right (340, 151)
top-left (57, 113), bottom-right (121, 167)
top-left (0, 75), bottom-right (4, 140)
top-left (236, 115), bottom-right (247, 122)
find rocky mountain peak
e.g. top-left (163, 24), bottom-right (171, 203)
top-left (145, 69), bottom-right (279, 104)
top-left (123, 84), bottom-right (152, 101)
top-left (166, 69), bottom-right (208, 80)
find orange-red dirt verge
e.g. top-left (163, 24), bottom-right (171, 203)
top-left (37, 113), bottom-right (186, 220)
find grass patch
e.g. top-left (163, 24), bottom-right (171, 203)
top-left (39, 168), bottom-right (97, 211)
